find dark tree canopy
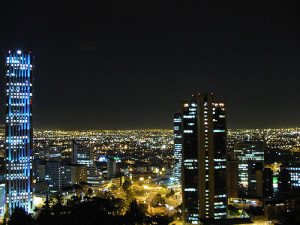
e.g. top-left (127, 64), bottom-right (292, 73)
top-left (8, 195), bottom-right (173, 225)
top-left (8, 207), bottom-right (35, 225)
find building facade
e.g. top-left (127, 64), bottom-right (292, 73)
top-left (107, 158), bottom-right (117, 178)
top-left (177, 93), bottom-right (227, 224)
top-left (38, 161), bottom-right (87, 190)
top-left (72, 140), bottom-right (101, 188)
top-left (5, 50), bottom-right (34, 214)
top-left (173, 112), bottom-right (182, 183)
top-left (279, 164), bottom-right (300, 190)
top-left (233, 142), bottom-right (264, 197)
top-left (227, 160), bottom-right (239, 198)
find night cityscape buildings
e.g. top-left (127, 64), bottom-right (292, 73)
top-left (1, 2), bottom-right (299, 225)
top-left (71, 140), bottom-right (101, 188)
top-left (0, 46), bottom-right (300, 224)
top-left (37, 161), bottom-right (87, 191)
top-left (4, 50), bottom-right (34, 214)
top-left (176, 93), bottom-right (227, 224)
top-left (233, 142), bottom-right (264, 198)
top-left (278, 164), bottom-right (300, 191)
top-left (1, 50), bottom-right (300, 224)
top-left (0, 122), bottom-right (300, 223)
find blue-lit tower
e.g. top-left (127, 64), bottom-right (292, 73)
top-left (5, 50), bottom-right (34, 214)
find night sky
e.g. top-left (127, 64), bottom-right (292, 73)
top-left (1, 1), bottom-right (299, 130)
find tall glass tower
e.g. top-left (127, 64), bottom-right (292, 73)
top-left (5, 50), bottom-right (34, 214)
top-left (173, 112), bottom-right (182, 183)
top-left (177, 93), bottom-right (227, 224)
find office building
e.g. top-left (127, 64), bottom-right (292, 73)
top-left (107, 158), bottom-right (117, 178)
top-left (71, 140), bottom-right (101, 188)
top-left (233, 142), bottom-right (264, 197)
top-left (227, 160), bottom-right (239, 198)
top-left (5, 50), bottom-right (34, 214)
top-left (173, 112), bottom-right (182, 183)
top-left (263, 168), bottom-right (273, 198)
top-left (279, 164), bottom-right (300, 191)
top-left (177, 93), bottom-right (227, 224)
top-left (247, 163), bottom-right (263, 199)
top-left (38, 161), bottom-right (87, 190)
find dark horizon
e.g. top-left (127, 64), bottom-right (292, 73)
top-left (1, 1), bottom-right (299, 130)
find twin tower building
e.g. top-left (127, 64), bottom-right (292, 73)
top-left (174, 93), bottom-right (228, 224)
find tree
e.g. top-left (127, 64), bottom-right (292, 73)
top-left (7, 194), bottom-right (176, 225)
top-left (151, 193), bottom-right (166, 207)
top-left (61, 185), bottom-right (73, 193)
top-left (125, 188), bottom-right (134, 199)
top-left (125, 200), bottom-right (147, 224)
top-left (72, 184), bottom-right (83, 197)
top-left (166, 189), bottom-right (175, 198)
top-left (132, 186), bottom-right (146, 196)
top-left (147, 215), bottom-right (174, 225)
top-left (8, 207), bottom-right (35, 225)
top-left (175, 203), bottom-right (182, 211)
top-left (87, 188), bottom-right (93, 196)
top-left (36, 195), bottom-right (52, 225)
top-left (228, 204), bottom-right (241, 218)
top-left (2, 217), bottom-right (7, 225)
top-left (79, 181), bottom-right (88, 195)
top-left (110, 197), bottom-right (126, 215)
top-left (96, 190), bottom-right (111, 198)
top-left (68, 195), bottom-right (81, 207)
top-left (109, 184), bottom-right (118, 192)
top-left (122, 178), bottom-right (132, 191)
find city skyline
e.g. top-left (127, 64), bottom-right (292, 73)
top-left (1, 1), bottom-right (299, 130)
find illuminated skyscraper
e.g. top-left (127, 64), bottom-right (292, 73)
top-left (173, 112), bottom-right (182, 183)
top-left (5, 50), bottom-right (34, 214)
top-left (177, 93), bottom-right (227, 224)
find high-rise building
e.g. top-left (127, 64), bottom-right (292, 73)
top-left (5, 50), bottom-right (34, 214)
top-left (233, 142), bottom-right (264, 197)
top-left (173, 112), bottom-right (182, 183)
top-left (71, 140), bottom-right (101, 188)
top-left (227, 160), bottom-right (239, 198)
top-left (263, 168), bottom-right (273, 198)
top-left (247, 163), bottom-right (263, 199)
top-left (107, 158), bottom-right (116, 179)
top-left (177, 93), bottom-right (227, 224)
top-left (279, 164), bottom-right (300, 191)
